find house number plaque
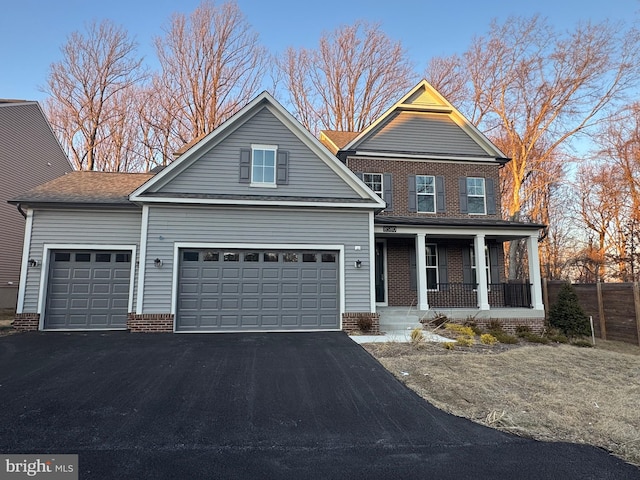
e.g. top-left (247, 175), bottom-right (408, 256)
top-left (383, 226), bottom-right (397, 233)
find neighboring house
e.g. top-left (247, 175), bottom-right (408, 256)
top-left (10, 82), bottom-right (545, 334)
top-left (11, 92), bottom-right (385, 333)
top-left (0, 100), bottom-right (73, 310)
top-left (320, 81), bottom-right (545, 331)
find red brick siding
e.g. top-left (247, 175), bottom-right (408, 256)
top-left (451, 317), bottom-right (545, 335)
top-left (127, 313), bottom-right (174, 333)
top-left (342, 312), bottom-right (380, 334)
top-left (12, 313), bottom-right (40, 332)
top-left (385, 239), bottom-right (506, 307)
top-left (346, 157), bottom-right (502, 219)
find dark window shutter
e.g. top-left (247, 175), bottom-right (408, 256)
top-left (355, 172), bottom-right (364, 181)
top-left (408, 175), bottom-right (417, 212)
top-left (436, 175), bottom-right (446, 213)
top-left (459, 177), bottom-right (468, 214)
top-left (489, 243), bottom-right (501, 283)
top-left (437, 246), bottom-right (448, 290)
top-left (239, 149), bottom-right (251, 183)
top-left (486, 178), bottom-right (496, 214)
top-left (409, 246), bottom-right (417, 290)
top-left (276, 150), bottom-right (289, 185)
top-left (383, 173), bottom-right (393, 211)
top-left (462, 246), bottom-right (473, 285)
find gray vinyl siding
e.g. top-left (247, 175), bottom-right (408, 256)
top-left (142, 206), bottom-right (371, 313)
top-left (0, 102), bottom-right (72, 297)
top-left (157, 107), bottom-right (359, 198)
top-left (22, 209), bottom-right (141, 313)
top-left (359, 111), bottom-right (489, 157)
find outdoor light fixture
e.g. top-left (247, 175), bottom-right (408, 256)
top-left (28, 258), bottom-right (39, 267)
top-left (355, 259), bottom-right (362, 268)
top-left (154, 258), bottom-right (163, 268)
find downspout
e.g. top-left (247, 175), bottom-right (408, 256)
top-left (16, 203), bottom-right (27, 219)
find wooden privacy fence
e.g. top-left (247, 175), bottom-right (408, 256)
top-left (543, 280), bottom-right (640, 346)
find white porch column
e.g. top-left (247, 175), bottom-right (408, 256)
top-left (474, 234), bottom-right (490, 310)
top-left (527, 234), bottom-right (545, 310)
top-left (416, 233), bottom-right (429, 310)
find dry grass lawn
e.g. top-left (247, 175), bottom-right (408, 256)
top-left (364, 339), bottom-right (640, 466)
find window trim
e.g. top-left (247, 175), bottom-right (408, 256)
top-left (416, 175), bottom-right (436, 214)
top-left (470, 245), bottom-right (491, 289)
top-left (250, 144), bottom-right (278, 187)
top-left (467, 177), bottom-right (486, 215)
top-left (426, 243), bottom-right (439, 291)
top-left (363, 173), bottom-right (383, 198)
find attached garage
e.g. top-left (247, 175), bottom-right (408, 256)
top-left (176, 248), bottom-right (339, 331)
top-left (44, 250), bottom-right (132, 330)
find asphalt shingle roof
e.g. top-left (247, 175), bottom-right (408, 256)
top-left (10, 171), bottom-right (154, 205)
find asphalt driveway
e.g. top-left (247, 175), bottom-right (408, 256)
top-left (0, 332), bottom-right (637, 479)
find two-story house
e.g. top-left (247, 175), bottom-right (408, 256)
top-left (321, 81), bottom-right (545, 332)
top-left (10, 81), bottom-right (544, 334)
top-left (0, 100), bottom-right (73, 310)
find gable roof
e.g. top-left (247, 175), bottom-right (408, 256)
top-left (10, 172), bottom-right (153, 206)
top-left (130, 91), bottom-right (385, 209)
top-left (340, 80), bottom-right (509, 162)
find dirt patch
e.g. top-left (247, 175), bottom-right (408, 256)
top-left (0, 308), bottom-right (16, 336)
top-left (364, 338), bottom-right (640, 466)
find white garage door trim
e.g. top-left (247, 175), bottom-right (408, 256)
top-left (172, 242), bottom-right (345, 332)
top-left (37, 244), bottom-right (137, 330)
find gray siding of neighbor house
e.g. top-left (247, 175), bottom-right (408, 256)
top-left (22, 209), bottom-right (142, 313)
top-left (156, 107), bottom-right (360, 199)
top-left (358, 111), bottom-right (489, 157)
top-left (142, 206), bottom-right (372, 313)
top-left (0, 102), bottom-right (73, 308)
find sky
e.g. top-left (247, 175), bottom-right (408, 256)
top-left (0, 0), bottom-right (637, 104)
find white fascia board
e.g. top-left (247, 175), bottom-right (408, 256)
top-left (353, 151), bottom-right (499, 164)
top-left (134, 196), bottom-right (383, 209)
top-left (374, 225), bottom-right (542, 237)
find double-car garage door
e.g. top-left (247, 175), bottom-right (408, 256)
top-left (176, 248), bottom-right (339, 331)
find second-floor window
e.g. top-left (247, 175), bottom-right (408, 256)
top-left (466, 177), bottom-right (486, 214)
top-left (363, 173), bottom-right (383, 198)
top-left (251, 144), bottom-right (277, 185)
top-left (416, 175), bottom-right (436, 213)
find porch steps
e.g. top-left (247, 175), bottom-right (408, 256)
top-left (376, 307), bottom-right (444, 341)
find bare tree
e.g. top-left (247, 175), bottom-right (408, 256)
top-left (278, 21), bottom-right (416, 134)
top-left (426, 16), bottom-right (640, 278)
top-left (45, 20), bottom-right (145, 171)
top-left (153, 0), bottom-right (268, 152)
top-left (424, 55), bottom-right (468, 108)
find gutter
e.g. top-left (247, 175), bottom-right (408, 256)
top-left (16, 203), bottom-right (27, 219)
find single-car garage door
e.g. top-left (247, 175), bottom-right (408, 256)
top-left (176, 248), bottom-right (339, 331)
top-left (44, 250), bottom-right (132, 330)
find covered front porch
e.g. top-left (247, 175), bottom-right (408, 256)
top-left (372, 217), bottom-right (545, 333)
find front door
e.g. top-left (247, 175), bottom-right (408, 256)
top-left (375, 241), bottom-right (386, 303)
